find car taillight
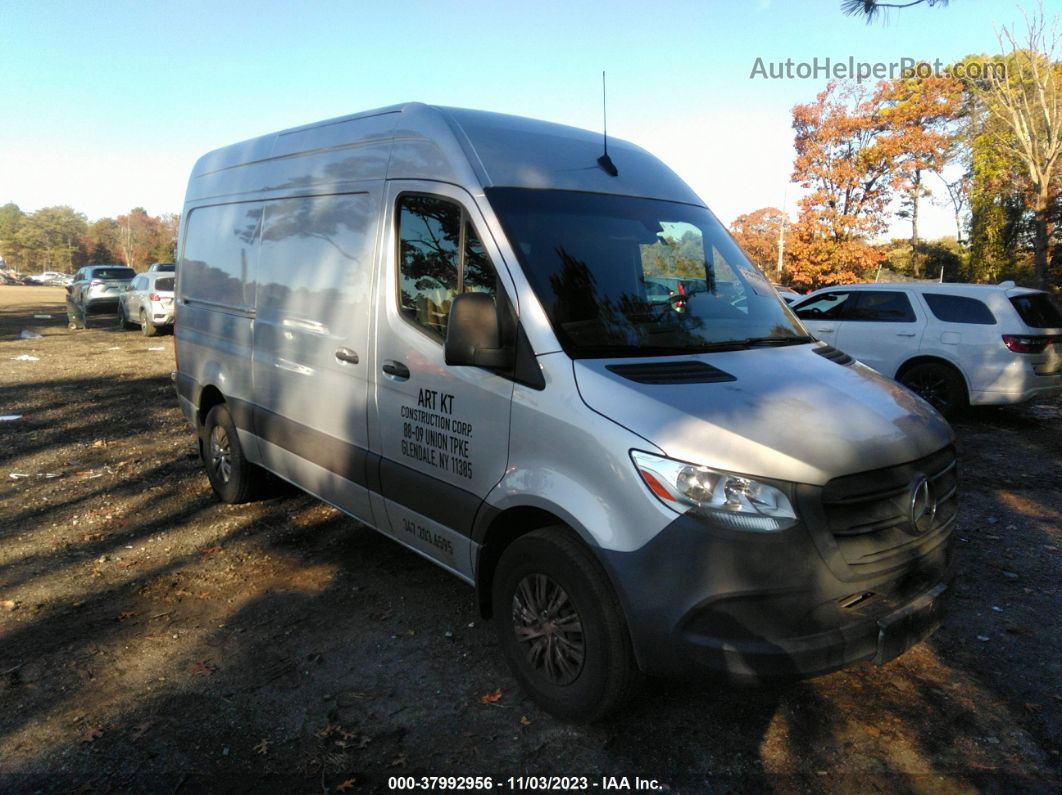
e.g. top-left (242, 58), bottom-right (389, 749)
top-left (149, 292), bottom-right (161, 301)
top-left (1002, 334), bottom-right (1052, 354)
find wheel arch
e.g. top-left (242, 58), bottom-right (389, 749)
top-left (895, 354), bottom-right (970, 396)
top-left (473, 505), bottom-right (601, 620)
top-left (196, 384), bottom-right (226, 430)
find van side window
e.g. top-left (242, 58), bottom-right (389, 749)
top-left (924, 293), bottom-right (996, 325)
top-left (181, 203), bottom-right (263, 310)
top-left (796, 292), bottom-right (852, 320)
top-left (848, 291), bottom-right (916, 322)
top-left (397, 195), bottom-right (496, 340)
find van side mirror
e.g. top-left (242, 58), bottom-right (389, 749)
top-left (445, 292), bottom-right (513, 370)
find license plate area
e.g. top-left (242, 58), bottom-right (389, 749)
top-left (873, 582), bottom-right (947, 665)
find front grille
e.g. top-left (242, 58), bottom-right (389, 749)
top-left (820, 446), bottom-right (958, 566)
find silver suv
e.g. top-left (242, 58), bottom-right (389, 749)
top-left (66, 265), bottom-right (136, 329)
top-left (119, 271), bottom-right (176, 336)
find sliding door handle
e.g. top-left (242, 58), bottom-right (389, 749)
top-left (334, 347), bottom-right (360, 364)
top-left (382, 360), bottom-right (410, 379)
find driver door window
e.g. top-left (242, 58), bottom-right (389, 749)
top-left (397, 195), bottom-right (496, 341)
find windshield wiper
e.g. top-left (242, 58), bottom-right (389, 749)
top-left (734, 335), bottom-right (815, 347)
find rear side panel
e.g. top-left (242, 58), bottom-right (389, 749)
top-left (175, 202), bottom-right (265, 460)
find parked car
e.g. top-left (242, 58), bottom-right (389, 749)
top-left (147, 262), bottom-right (176, 272)
top-left (772, 284), bottom-right (802, 304)
top-left (792, 281), bottom-right (1062, 416)
top-left (174, 103), bottom-right (957, 721)
top-left (119, 271), bottom-right (175, 336)
top-left (66, 265), bottom-right (136, 329)
top-left (28, 271), bottom-right (65, 284)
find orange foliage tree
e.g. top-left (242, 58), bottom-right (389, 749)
top-left (729, 207), bottom-right (787, 279)
top-left (876, 72), bottom-right (964, 276)
top-left (788, 81), bottom-right (897, 290)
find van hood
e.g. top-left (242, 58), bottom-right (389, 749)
top-left (573, 344), bottom-right (954, 486)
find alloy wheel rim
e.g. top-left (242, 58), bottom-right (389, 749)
top-left (209, 425), bottom-right (232, 483)
top-left (511, 573), bottom-right (585, 685)
top-left (908, 373), bottom-right (950, 412)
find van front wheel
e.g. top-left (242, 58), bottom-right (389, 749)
top-left (492, 527), bottom-right (639, 722)
top-left (202, 404), bottom-right (265, 503)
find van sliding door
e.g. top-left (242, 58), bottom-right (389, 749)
top-left (251, 190), bottom-right (382, 526)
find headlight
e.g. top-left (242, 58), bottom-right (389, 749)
top-left (630, 450), bottom-right (797, 532)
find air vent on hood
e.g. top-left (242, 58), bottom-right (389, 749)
top-left (606, 361), bottom-right (736, 385)
top-left (813, 345), bottom-right (854, 365)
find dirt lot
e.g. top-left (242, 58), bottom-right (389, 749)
top-left (0, 284), bottom-right (1059, 793)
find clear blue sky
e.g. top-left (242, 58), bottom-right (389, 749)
top-left (0, 0), bottom-right (1027, 239)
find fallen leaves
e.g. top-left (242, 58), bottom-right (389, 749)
top-left (130, 721), bottom-right (153, 741)
top-left (479, 688), bottom-right (502, 705)
top-left (1, 600), bottom-right (16, 612)
top-left (80, 725), bottom-right (103, 743)
top-left (335, 779), bottom-right (357, 793)
top-left (254, 738), bottom-right (270, 755)
top-left (190, 659), bottom-right (217, 676)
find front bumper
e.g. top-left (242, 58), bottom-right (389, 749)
top-left (597, 448), bottom-right (957, 681)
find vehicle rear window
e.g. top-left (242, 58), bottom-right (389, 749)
top-left (848, 291), bottom-right (916, 322)
top-left (1010, 294), bottom-right (1062, 328)
top-left (93, 268), bottom-right (135, 280)
top-left (924, 293), bottom-right (996, 325)
top-left (155, 277), bottom-right (175, 291)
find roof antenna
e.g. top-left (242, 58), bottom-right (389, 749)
top-left (597, 70), bottom-right (619, 177)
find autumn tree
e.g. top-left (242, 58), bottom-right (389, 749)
top-left (729, 207), bottom-right (788, 279)
top-left (788, 81), bottom-right (895, 289)
top-left (116, 207), bottom-right (162, 270)
top-left (0, 203), bottom-right (27, 270)
top-left (965, 6), bottom-right (1062, 289)
top-left (15, 206), bottom-right (88, 271)
top-left (875, 72), bottom-right (964, 276)
top-left (85, 217), bottom-right (121, 263)
top-left (154, 213), bottom-right (180, 263)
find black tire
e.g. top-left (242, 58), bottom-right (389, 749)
top-left (899, 361), bottom-right (967, 418)
top-left (66, 301), bottom-right (84, 330)
top-left (117, 303), bottom-right (135, 330)
top-left (492, 527), bottom-right (639, 722)
top-left (201, 404), bottom-right (266, 503)
top-left (140, 310), bottom-right (158, 337)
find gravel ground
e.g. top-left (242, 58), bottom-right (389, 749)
top-left (0, 285), bottom-right (1059, 793)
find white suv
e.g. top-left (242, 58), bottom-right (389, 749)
top-left (792, 281), bottom-right (1062, 416)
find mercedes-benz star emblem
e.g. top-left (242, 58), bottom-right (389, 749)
top-left (907, 475), bottom-right (937, 535)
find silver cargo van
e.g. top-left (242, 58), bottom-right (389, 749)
top-left (175, 103), bottom-right (957, 721)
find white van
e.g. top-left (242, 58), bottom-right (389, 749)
top-left (175, 104), bottom-right (957, 721)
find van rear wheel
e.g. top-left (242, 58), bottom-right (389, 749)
top-left (202, 404), bottom-right (266, 503)
top-left (492, 527), bottom-right (639, 722)
top-left (899, 362), bottom-right (966, 418)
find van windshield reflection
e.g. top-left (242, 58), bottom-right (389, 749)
top-left (485, 189), bottom-right (807, 358)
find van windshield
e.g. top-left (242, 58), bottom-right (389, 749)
top-left (486, 189), bottom-right (808, 358)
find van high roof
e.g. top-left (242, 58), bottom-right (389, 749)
top-left (186, 102), bottom-right (701, 207)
